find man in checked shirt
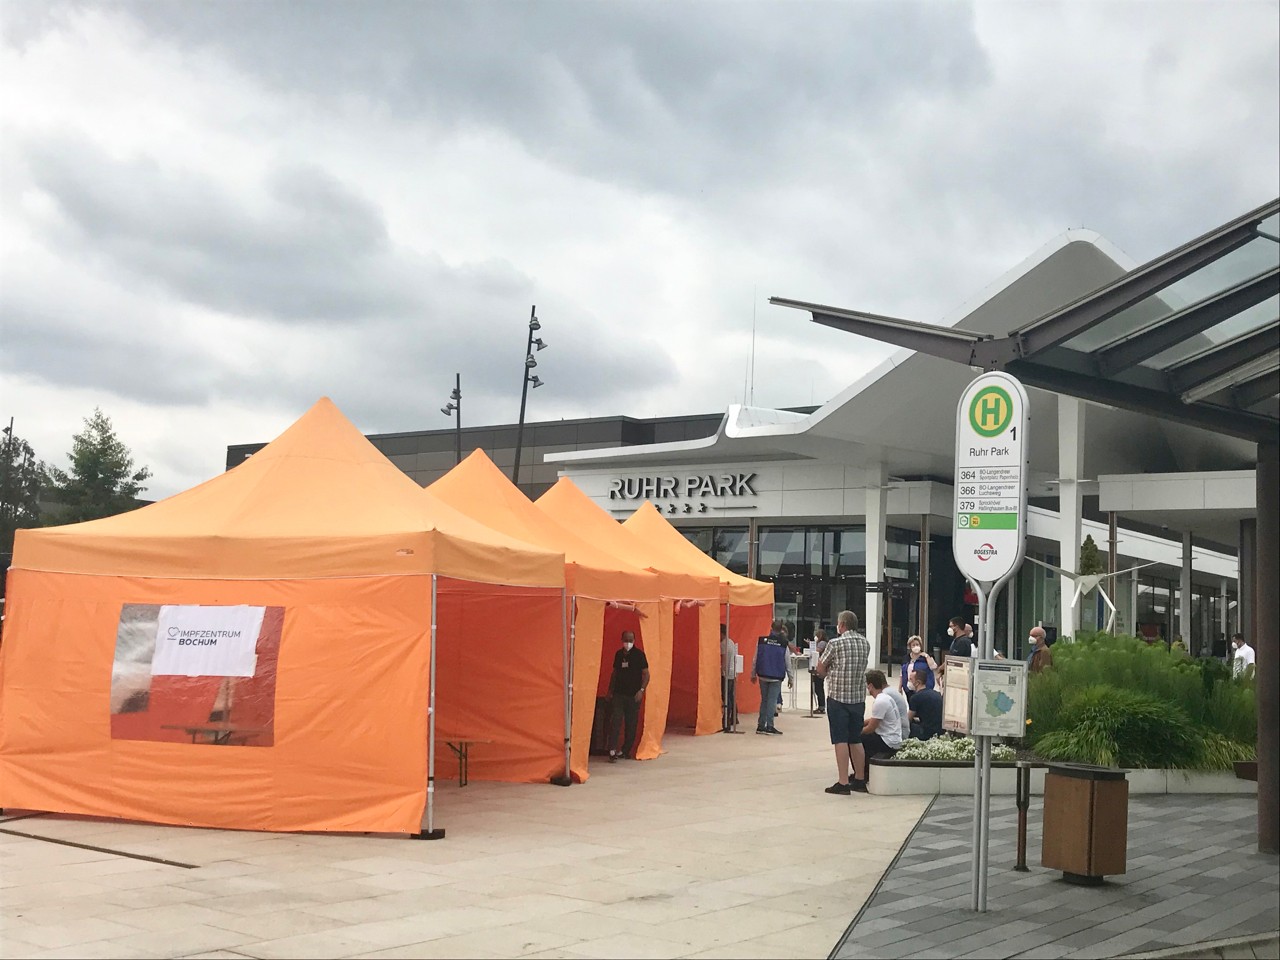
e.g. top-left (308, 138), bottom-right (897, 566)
top-left (815, 610), bottom-right (872, 795)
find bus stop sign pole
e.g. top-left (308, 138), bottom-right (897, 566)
top-left (953, 372), bottom-right (1030, 912)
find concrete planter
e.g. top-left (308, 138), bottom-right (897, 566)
top-left (869, 759), bottom-right (1257, 797)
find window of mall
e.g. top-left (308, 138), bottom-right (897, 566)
top-left (680, 525), bottom-right (931, 658)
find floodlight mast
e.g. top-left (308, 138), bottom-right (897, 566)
top-left (440, 373), bottom-right (462, 465)
top-left (512, 306), bottom-right (547, 487)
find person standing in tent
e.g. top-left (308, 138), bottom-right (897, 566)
top-left (721, 623), bottom-right (738, 731)
top-left (606, 630), bottom-right (649, 762)
top-left (751, 620), bottom-right (790, 735)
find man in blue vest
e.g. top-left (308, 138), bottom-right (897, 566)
top-left (750, 620), bottom-right (790, 735)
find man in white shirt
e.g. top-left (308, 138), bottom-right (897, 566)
top-left (885, 681), bottom-right (911, 745)
top-left (855, 669), bottom-right (903, 788)
top-left (1232, 633), bottom-right (1255, 676)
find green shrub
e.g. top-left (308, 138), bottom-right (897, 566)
top-left (1033, 683), bottom-right (1253, 770)
top-left (1035, 685), bottom-right (1199, 768)
top-left (1026, 631), bottom-right (1257, 763)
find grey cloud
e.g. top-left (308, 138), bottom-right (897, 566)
top-left (25, 143), bottom-right (426, 323)
top-left (9, 133), bottom-right (681, 416)
top-left (97, 1), bottom-right (991, 197)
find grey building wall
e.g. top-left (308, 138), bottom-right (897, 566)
top-left (225, 412), bottom-right (730, 499)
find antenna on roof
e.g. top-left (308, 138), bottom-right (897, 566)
top-left (749, 285), bottom-right (757, 405)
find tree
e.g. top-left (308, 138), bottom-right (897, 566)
top-left (1079, 534), bottom-right (1105, 576)
top-left (45, 408), bottom-right (153, 523)
top-left (1, 419), bottom-right (44, 553)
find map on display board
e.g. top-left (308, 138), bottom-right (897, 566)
top-left (942, 655), bottom-right (972, 734)
top-left (953, 373), bottom-right (1030, 584)
top-left (969, 659), bottom-right (1028, 738)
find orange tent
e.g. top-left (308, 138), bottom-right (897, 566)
top-left (535, 479), bottom-right (721, 744)
top-left (425, 451), bottom-right (661, 775)
top-left (623, 502), bottom-right (775, 725)
top-left (0, 399), bottom-right (565, 836)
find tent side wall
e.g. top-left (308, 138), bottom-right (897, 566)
top-left (0, 570), bottom-right (431, 834)
top-left (432, 578), bottom-right (566, 784)
top-left (568, 599), bottom-right (605, 781)
top-left (694, 603), bottom-right (722, 734)
top-left (730, 603), bottom-right (774, 720)
top-left (635, 602), bottom-right (673, 760)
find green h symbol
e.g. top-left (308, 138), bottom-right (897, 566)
top-left (979, 395), bottom-right (1001, 428)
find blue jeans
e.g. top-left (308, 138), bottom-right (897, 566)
top-left (757, 678), bottom-right (782, 730)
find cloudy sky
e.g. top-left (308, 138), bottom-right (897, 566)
top-left (3, 0), bottom-right (1278, 499)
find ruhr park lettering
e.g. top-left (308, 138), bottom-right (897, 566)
top-left (608, 472), bottom-right (757, 501)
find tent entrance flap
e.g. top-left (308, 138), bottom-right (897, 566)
top-left (667, 606), bottom-right (702, 729)
top-left (431, 578), bottom-right (564, 785)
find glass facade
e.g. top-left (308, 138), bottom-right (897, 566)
top-left (1013, 552), bottom-right (1236, 659)
top-left (680, 524), bottom-right (926, 660)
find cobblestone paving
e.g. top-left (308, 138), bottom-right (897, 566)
top-left (833, 794), bottom-right (1278, 959)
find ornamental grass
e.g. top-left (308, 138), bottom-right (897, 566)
top-left (1026, 631), bottom-right (1255, 770)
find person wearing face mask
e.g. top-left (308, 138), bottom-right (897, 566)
top-left (606, 630), bottom-right (649, 762)
top-left (1028, 626), bottom-right (1053, 673)
top-left (1231, 633), bottom-right (1254, 676)
top-left (947, 617), bottom-right (975, 658)
top-left (907, 668), bottom-right (943, 741)
top-left (898, 635), bottom-right (937, 700)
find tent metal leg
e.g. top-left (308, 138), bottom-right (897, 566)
top-left (723, 604), bottom-right (744, 734)
top-left (425, 574), bottom-right (443, 837)
top-left (551, 590), bottom-right (573, 787)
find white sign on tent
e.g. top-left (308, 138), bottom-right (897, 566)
top-left (150, 605), bottom-right (264, 678)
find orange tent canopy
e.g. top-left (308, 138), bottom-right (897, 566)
top-left (534, 479), bottom-right (718, 602)
top-left (426, 452), bottom-right (666, 773)
top-left (13, 398), bottom-right (565, 586)
top-left (1, 398), bottom-right (565, 835)
top-left (426, 451), bottom-right (658, 600)
top-left (536, 478), bottom-right (723, 739)
top-left (623, 502), bottom-right (773, 606)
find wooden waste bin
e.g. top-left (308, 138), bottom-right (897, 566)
top-left (1041, 763), bottom-right (1128, 884)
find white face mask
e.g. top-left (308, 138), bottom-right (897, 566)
top-left (947, 627), bottom-right (955, 637)
top-left (909, 645), bottom-right (921, 655)
top-left (622, 642), bottom-right (634, 651)
top-left (1029, 636), bottom-right (1038, 645)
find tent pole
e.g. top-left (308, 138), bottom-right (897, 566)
top-left (724, 603), bottom-right (742, 733)
top-left (419, 574), bottom-right (445, 839)
top-left (552, 589), bottom-right (573, 786)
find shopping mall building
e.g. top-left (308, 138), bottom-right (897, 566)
top-left (227, 203), bottom-right (1276, 671)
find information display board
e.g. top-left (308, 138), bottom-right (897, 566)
top-left (942, 655), bottom-right (973, 734)
top-left (969, 659), bottom-right (1028, 738)
top-left (953, 373), bottom-right (1030, 584)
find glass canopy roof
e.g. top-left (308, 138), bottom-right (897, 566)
top-left (772, 199), bottom-right (1280, 443)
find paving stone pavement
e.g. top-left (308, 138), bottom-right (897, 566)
top-left (832, 794), bottom-right (1278, 960)
top-left (0, 705), bottom-right (924, 959)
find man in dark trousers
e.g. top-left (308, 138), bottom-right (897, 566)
top-left (607, 630), bottom-right (649, 762)
top-left (907, 668), bottom-right (943, 741)
top-left (750, 620), bottom-right (790, 735)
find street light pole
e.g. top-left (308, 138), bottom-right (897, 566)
top-left (511, 305), bottom-right (547, 487)
top-left (440, 373), bottom-right (462, 465)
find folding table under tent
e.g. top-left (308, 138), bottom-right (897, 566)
top-left (622, 502), bottom-right (775, 727)
top-left (0, 399), bottom-right (566, 837)
top-left (535, 479), bottom-right (722, 744)
top-left (425, 451), bottom-right (663, 776)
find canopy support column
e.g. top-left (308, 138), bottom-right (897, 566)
top-left (865, 464), bottom-right (888, 667)
top-left (1058, 397), bottom-right (1085, 638)
top-left (1180, 532), bottom-right (1194, 652)
top-left (1256, 441), bottom-right (1277, 853)
top-left (552, 590), bottom-right (573, 786)
top-left (419, 574), bottom-right (445, 839)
